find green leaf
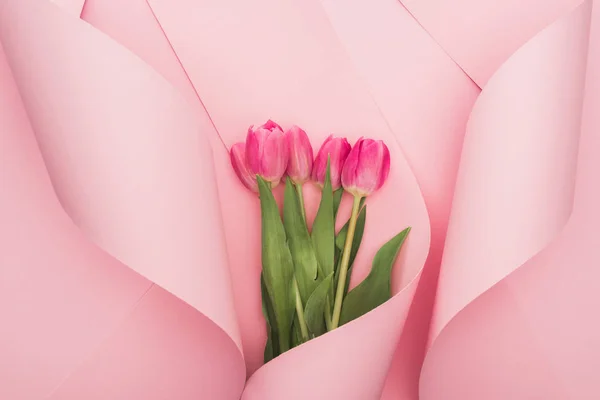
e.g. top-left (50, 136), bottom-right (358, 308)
top-left (312, 160), bottom-right (335, 279)
top-left (333, 188), bottom-right (344, 220)
top-left (335, 202), bottom-right (367, 267)
top-left (283, 178), bottom-right (319, 302)
top-left (257, 176), bottom-right (296, 353)
top-left (339, 227), bottom-right (411, 326)
top-left (261, 273), bottom-right (278, 363)
top-left (335, 197), bottom-right (367, 251)
top-left (264, 331), bottom-right (274, 362)
top-left (334, 204), bottom-right (367, 299)
top-left (304, 272), bottom-right (334, 337)
top-left (290, 316), bottom-right (307, 347)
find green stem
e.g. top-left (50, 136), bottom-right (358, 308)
top-left (295, 184), bottom-right (306, 223)
top-left (330, 195), bottom-right (362, 329)
top-left (292, 183), bottom-right (311, 341)
top-left (293, 278), bottom-right (310, 341)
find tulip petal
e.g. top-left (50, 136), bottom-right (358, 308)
top-left (286, 126), bottom-right (313, 184)
top-left (341, 138), bottom-right (390, 197)
top-left (376, 143), bottom-right (391, 191)
top-left (354, 139), bottom-right (381, 195)
top-left (261, 130), bottom-right (287, 182)
top-left (261, 119), bottom-right (283, 131)
top-left (246, 121), bottom-right (287, 184)
top-left (341, 138), bottom-right (362, 192)
top-left (245, 126), bottom-right (262, 175)
top-left (313, 135), bottom-right (350, 190)
top-left (230, 142), bottom-right (258, 192)
top-left (312, 135), bottom-right (332, 184)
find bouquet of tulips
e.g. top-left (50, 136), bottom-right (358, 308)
top-left (230, 120), bottom-right (411, 361)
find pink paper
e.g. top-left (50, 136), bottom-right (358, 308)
top-left (50, 0), bottom-right (85, 15)
top-left (428, 0), bottom-right (590, 341)
top-left (4, 0), bottom-right (433, 397)
top-left (398, 0), bottom-right (583, 85)
top-left (314, 0), bottom-right (481, 397)
top-left (0, 0), bottom-right (245, 398)
top-left (2, 0), bottom-right (599, 398)
top-left (421, 1), bottom-right (600, 398)
top-left (145, 1), bottom-right (432, 392)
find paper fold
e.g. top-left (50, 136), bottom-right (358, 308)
top-left (2, 0), bottom-right (597, 398)
top-left (140, 0), bottom-right (432, 397)
top-left (0, 0), bottom-right (245, 397)
top-left (314, 0), bottom-right (481, 397)
top-left (428, 0), bottom-right (590, 344)
top-left (420, 1), bottom-right (595, 398)
top-left (397, 0), bottom-right (583, 85)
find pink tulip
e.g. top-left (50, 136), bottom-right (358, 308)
top-left (230, 142), bottom-right (258, 193)
top-left (341, 138), bottom-right (390, 197)
top-left (312, 135), bottom-right (351, 190)
top-left (285, 125), bottom-right (313, 184)
top-left (245, 120), bottom-right (288, 187)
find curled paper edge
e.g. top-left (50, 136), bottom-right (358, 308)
top-left (421, 1), bottom-right (593, 397)
top-left (0, 0), bottom-right (246, 397)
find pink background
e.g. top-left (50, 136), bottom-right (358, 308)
top-left (0, 0), bottom-right (598, 398)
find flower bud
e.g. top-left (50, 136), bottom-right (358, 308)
top-left (285, 125), bottom-right (313, 184)
top-left (230, 142), bottom-right (258, 193)
top-left (245, 120), bottom-right (288, 187)
top-left (341, 138), bottom-right (390, 197)
top-left (312, 135), bottom-right (351, 190)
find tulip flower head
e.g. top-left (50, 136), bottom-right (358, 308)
top-left (230, 142), bottom-right (258, 193)
top-left (245, 120), bottom-right (288, 187)
top-left (341, 138), bottom-right (390, 197)
top-left (285, 125), bottom-right (313, 184)
top-left (312, 135), bottom-right (351, 190)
